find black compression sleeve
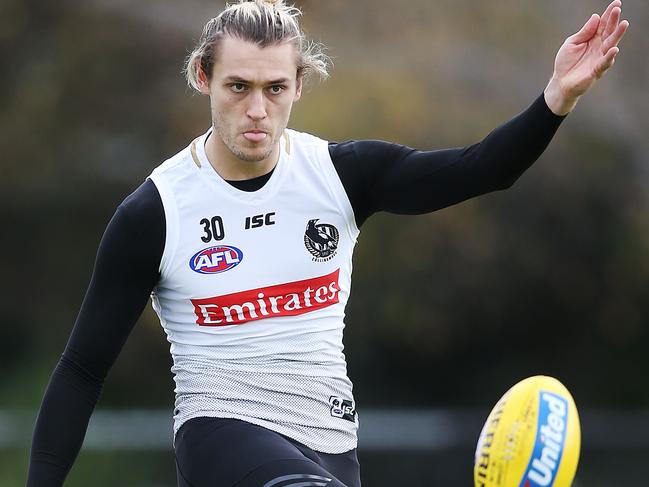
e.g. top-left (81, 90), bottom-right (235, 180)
top-left (329, 93), bottom-right (565, 227)
top-left (27, 179), bottom-right (164, 487)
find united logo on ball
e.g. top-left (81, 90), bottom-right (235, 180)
top-left (474, 376), bottom-right (581, 487)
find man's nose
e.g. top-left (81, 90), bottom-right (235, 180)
top-left (246, 91), bottom-right (267, 120)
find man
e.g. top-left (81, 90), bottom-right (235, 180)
top-left (28, 1), bottom-right (628, 486)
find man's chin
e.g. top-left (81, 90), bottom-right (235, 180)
top-left (232, 146), bottom-right (273, 164)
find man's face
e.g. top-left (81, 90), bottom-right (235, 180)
top-left (199, 36), bottom-right (302, 166)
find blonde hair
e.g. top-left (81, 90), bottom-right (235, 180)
top-left (185, 0), bottom-right (330, 92)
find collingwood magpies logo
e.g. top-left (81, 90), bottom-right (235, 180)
top-left (304, 219), bottom-right (339, 262)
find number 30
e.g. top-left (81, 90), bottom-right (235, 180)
top-left (200, 216), bottom-right (225, 242)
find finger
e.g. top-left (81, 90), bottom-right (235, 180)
top-left (604, 6), bottom-right (621, 37)
top-left (595, 46), bottom-right (619, 77)
top-left (568, 13), bottom-right (600, 44)
top-left (598, 0), bottom-right (622, 35)
top-left (602, 19), bottom-right (630, 53)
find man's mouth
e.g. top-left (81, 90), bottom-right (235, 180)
top-left (243, 130), bottom-right (268, 142)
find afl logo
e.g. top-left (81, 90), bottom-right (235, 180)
top-left (304, 219), bottom-right (339, 262)
top-left (189, 246), bottom-right (243, 274)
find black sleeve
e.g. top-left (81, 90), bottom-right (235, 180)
top-left (27, 179), bottom-right (165, 487)
top-left (329, 93), bottom-right (566, 227)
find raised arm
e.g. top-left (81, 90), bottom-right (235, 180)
top-left (27, 180), bottom-right (164, 487)
top-left (331, 1), bottom-right (629, 227)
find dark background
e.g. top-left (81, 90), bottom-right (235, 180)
top-left (1, 0), bottom-right (647, 485)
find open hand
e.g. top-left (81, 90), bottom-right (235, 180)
top-left (544, 0), bottom-right (629, 115)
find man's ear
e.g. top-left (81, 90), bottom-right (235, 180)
top-left (294, 74), bottom-right (303, 101)
top-left (196, 61), bottom-right (211, 95)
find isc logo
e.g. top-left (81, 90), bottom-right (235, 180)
top-left (521, 392), bottom-right (568, 487)
top-left (189, 246), bottom-right (243, 274)
top-left (245, 212), bottom-right (275, 229)
top-left (329, 396), bottom-right (356, 422)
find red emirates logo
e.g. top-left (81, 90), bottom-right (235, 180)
top-left (191, 269), bottom-right (340, 326)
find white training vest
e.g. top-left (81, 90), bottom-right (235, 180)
top-left (149, 128), bottom-right (360, 453)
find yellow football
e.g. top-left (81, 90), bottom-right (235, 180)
top-left (474, 376), bottom-right (581, 487)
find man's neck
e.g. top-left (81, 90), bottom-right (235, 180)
top-left (204, 132), bottom-right (279, 181)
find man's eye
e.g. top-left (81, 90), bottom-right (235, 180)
top-left (231, 83), bottom-right (247, 93)
top-left (269, 85), bottom-right (284, 94)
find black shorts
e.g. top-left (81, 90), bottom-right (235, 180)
top-left (174, 417), bottom-right (361, 487)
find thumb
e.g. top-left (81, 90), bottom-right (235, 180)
top-left (568, 13), bottom-right (600, 44)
